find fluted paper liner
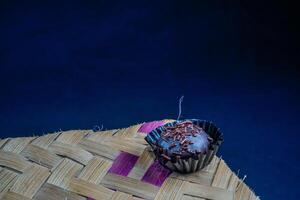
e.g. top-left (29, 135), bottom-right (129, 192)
top-left (145, 119), bottom-right (223, 173)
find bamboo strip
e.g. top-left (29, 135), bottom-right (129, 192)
top-left (0, 151), bottom-right (32, 173)
top-left (78, 156), bottom-right (112, 184)
top-left (79, 138), bottom-right (119, 160)
top-left (56, 130), bottom-right (90, 145)
top-left (47, 158), bottom-right (83, 189)
top-left (33, 183), bottom-right (85, 200)
top-left (235, 182), bottom-right (252, 200)
top-left (181, 181), bottom-right (234, 200)
top-left (102, 173), bottom-right (159, 200)
top-left (31, 132), bottom-right (60, 149)
top-left (0, 139), bottom-right (9, 149)
top-left (85, 129), bottom-right (119, 142)
top-left (128, 148), bottom-right (155, 179)
top-left (212, 159), bottom-right (233, 189)
top-left (20, 144), bottom-right (62, 169)
top-left (154, 178), bottom-right (184, 200)
top-left (1, 191), bottom-right (31, 200)
top-left (110, 191), bottom-right (133, 200)
top-left (10, 164), bottom-right (50, 198)
top-left (170, 169), bottom-right (213, 186)
top-left (2, 137), bottom-right (35, 153)
top-left (181, 195), bottom-right (206, 200)
top-left (0, 168), bottom-right (18, 193)
top-left (69, 178), bottom-right (114, 200)
top-left (49, 141), bottom-right (93, 165)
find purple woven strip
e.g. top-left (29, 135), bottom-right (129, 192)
top-left (108, 152), bottom-right (139, 176)
top-left (141, 160), bottom-right (171, 187)
top-left (138, 121), bottom-right (165, 134)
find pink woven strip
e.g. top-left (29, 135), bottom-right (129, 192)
top-left (108, 152), bottom-right (139, 176)
top-left (138, 120), bottom-right (165, 134)
top-left (141, 160), bottom-right (171, 187)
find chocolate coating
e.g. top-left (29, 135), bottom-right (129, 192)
top-left (157, 121), bottom-right (210, 158)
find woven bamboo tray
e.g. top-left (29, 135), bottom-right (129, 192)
top-left (0, 120), bottom-right (259, 200)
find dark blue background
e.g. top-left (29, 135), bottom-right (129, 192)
top-left (0, 1), bottom-right (299, 199)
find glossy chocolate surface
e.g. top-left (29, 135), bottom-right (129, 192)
top-left (157, 121), bottom-right (210, 159)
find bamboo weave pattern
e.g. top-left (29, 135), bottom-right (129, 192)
top-left (0, 120), bottom-right (259, 200)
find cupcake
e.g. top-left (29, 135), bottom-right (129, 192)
top-left (145, 119), bottom-right (223, 173)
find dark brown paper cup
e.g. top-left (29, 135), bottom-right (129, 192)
top-left (145, 119), bottom-right (223, 173)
